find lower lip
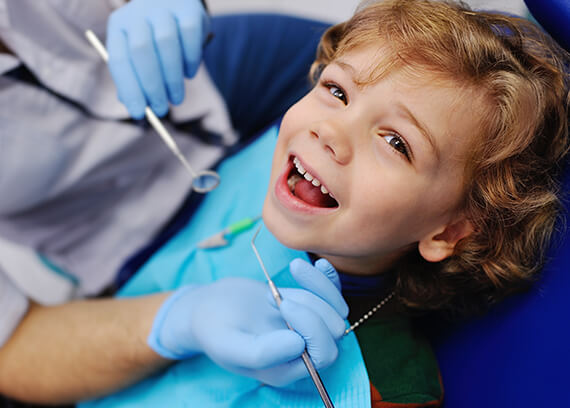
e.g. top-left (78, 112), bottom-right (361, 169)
top-left (274, 160), bottom-right (338, 215)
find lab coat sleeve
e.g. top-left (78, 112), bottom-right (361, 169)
top-left (0, 266), bottom-right (29, 348)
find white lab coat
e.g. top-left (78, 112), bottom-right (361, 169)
top-left (0, 0), bottom-right (236, 346)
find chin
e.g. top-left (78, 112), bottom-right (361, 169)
top-left (262, 198), bottom-right (311, 251)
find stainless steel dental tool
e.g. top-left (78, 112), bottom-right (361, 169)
top-left (84, 30), bottom-right (220, 194)
top-left (251, 226), bottom-right (335, 408)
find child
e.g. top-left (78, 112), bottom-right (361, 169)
top-left (82, 0), bottom-right (570, 407)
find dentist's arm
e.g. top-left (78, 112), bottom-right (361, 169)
top-left (0, 294), bottom-right (171, 404)
top-left (0, 259), bottom-right (346, 404)
top-left (106, 0), bottom-right (210, 118)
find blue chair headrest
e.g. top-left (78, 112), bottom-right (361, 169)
top-left (524, 0), bottom-right (570, 51)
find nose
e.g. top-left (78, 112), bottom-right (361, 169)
top-left (310, 118), bottom-right (353, 164)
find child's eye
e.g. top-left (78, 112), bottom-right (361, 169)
top-left (324, 83), bottom-right (348, 105)
top-left (383, 133), bottom-right (411, 161)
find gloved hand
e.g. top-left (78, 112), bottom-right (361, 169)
top-left (232, 258), bottom-right (349, 386)
top-left (106, 0), bottom-right (209, 118)
top-left (148, 258), bottom-right (348, 387)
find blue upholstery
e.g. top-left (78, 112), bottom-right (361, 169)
top-left (525, 0), bottom-right (570, 51)
top-left (204, 13), bottom-right (328, 139)
top-left (428, 172), bottom-right (570, 407)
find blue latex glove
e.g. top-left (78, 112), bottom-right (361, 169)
top-left (231, 258), bottom-right (350, 386)
top-left (148, 258), bottom-right (348, 387)
top-left (106, 0), bottom-right (209, 118)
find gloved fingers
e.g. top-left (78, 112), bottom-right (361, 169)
top-left (127, 21), bottom-right (170, 116)
top-left (106, 23), bottom-right (147, 119)
top-left (232, 358), bottom-right (312, 387)
top-left (147, 10), bottom-right (185, 105)
top-left (315, 258), bottom-right (341, 291)
top-left (279, 298), bottom-right (339, 370)
top-left (277, 288), bottom-right (346, 340)
top-left (289, 258), bottom-right (348, 319)
top-left (208, 329), bottom-right (305, 370)
top-left (174, 1), bottom-right (208, 78)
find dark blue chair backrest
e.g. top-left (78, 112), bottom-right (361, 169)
top-left (430, 174), bottom-right (570, 407)
top-left (525, 0), bottom-right (570, 52)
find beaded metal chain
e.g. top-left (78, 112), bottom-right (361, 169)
top-left (343, 291), bottom-right (395, 336)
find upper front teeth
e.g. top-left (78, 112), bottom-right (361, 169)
top-left (293, 157), bottom-right (329, 195)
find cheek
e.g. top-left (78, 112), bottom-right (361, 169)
top-left (350, 174), bottom-right (436, 242)
top-left (275, 105), bottom-right (304, 148)
top-left (272, 97), bottom-right (317, 165)
top-left (281, 91), bottom-right (319, 127)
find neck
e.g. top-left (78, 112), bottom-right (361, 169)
top-left (316, 250), bottom-right (404, 277)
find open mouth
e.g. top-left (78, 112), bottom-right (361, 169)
top-left (286, 156), bottom-right (339, 208)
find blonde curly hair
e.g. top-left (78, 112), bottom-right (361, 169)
top-left (311, 0), bottom-right (570, 314)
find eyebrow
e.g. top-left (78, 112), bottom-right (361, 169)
top-left (332, 60), bottom-right (357, 81)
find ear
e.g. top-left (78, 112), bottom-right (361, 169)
top-left (418, 217), bottom-right (474, 263)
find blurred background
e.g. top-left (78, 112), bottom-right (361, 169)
top-left (208, 0), bottom-right (530, 23)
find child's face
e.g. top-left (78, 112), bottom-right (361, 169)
top-left (263, 45), bottom-right (480, 275)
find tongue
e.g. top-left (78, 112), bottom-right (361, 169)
top-left (294, 179), bottom-right (338, 208)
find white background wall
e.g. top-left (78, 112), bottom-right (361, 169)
top-left (208, 0), bottom-right (530, 23)
top-left (208, 0), bottom-right (360, 23)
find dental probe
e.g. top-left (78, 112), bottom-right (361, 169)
top-left (251, 227), bottom-right (335, 408)
top-left (84, 30), bottom-right (220, 193)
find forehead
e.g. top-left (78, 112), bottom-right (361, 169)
top-left (333, 41), bottom-right (454, 89)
